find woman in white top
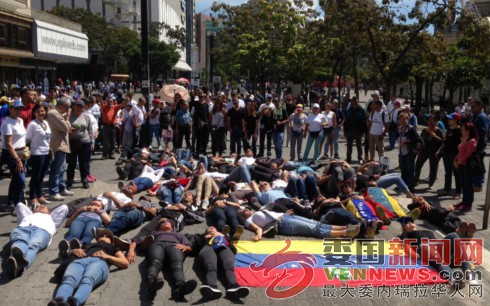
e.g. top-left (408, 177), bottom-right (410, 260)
top-left (1, 99), bottom-right (27, 208)
top-left (320, 102), bottom-right (336, 159)
top-left (288, 104), bottom-right (307, 161)
top-left (26, 104), bottom-right (52, 206)
top-left (302, 103), bottom-right (328, 162)
top-left (148, 99), bottom-right (162, 150)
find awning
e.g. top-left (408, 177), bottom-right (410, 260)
top-left (173, 60), bottom-right (192, 72)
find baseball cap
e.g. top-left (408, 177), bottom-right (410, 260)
top-left (372, 90), bottom-right (380, 96)
top-left (194, 96), bottom-right (199, 101)
top-left (312, 103), bottom-right (320, 108)
top-left (446, 112), bottom-right (461, 121)
top-left (333, 99), bottom-right (339, 103)
top-left (12, 99), bottom-right (24, 108)
top-left (266, 93), bottom-right (273, 99)
top-left (296, 104), bottom-right (303, 109)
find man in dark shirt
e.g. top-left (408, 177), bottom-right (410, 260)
top-left (470, 99), bottom-right (489, 191)
top-left (343, 96), bottom-right (366, 163)
top-left (271, 98), bottom-right (288, 159)
top-left (227, 100), bottom-right (245, 156)
top-left (191, 94), bottom-right (210, 154)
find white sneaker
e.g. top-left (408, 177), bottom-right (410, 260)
top-left (49, 194), bottom-right (65, 201)
top-left (60, 190), bottom-right (74, 196)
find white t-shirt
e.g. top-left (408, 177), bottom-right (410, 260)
top-left (258, 102), bottom-right (276, 113)
top-left (133, 105), bottom-right (145, 126)
top-left (85, 113), bottom-right (98, 134)
top-left (99, 192), bottom-right (132, 211)
top-left (245, 210), bottom-right (283, 228)
top-left (139, 165), bottom-right (164, 183)
top-left (369, 110), bottom-right (387, 135)
top-left (306, 113), bottom-right (327, 132)
top-left (1, 117), bottom-right (26, 149)
top-left (149, 107), bottom-right (160, 125)
top-left (226, 99), bottom-right (246, 111)
top-left (238, 157), bottom-right (255, 166)
top-left (321, 110), bottom-right (334, 128)
top-left (26, 119), bottom-right (52, 155)
top-left (203, 172), bottom-right (229, 179)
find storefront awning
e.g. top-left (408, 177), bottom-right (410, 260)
top-left (173, 60), bottom-right (192, 72)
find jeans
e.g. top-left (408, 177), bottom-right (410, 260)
top-left (10, 226), bottom-right (50, 268)
top-left (414, 152), bottom-right (439, 186)
top-left (285, 173), bottom-right (307, 199)
top-left (223, 164), bottom-right (251, 184)
top-left (102, 125), bottom-right (115, 157)
top-left (345, 131), bottom-right (363, 161)
top-left (147, 242), bottom-right (186, 287)
top-left (443, 153), bottom-right (460, 193)
top-left (55, 257), bottom-right (109, 305)
top-left (230, 125), bottom-right (243, 155)
top-left (459, 165), bottom-right (474, 209)
top-left (67, 141), bottom-right (91, 185)
top-left (197, 245), bottom-right (237, 288)
top-left (132, 177), bottom-right (154, 192)
top-left (258, 128), bottom-right (272, 157)
top-left (176, 148), bottom-right (192, 162)
top-left (49, 150), bottom-right (67, 195)
top-left (211, 126), bottom-right (226, 156)
top-left (428, 232), bottom-right (472, 279)
top-left (106, 208), bottom-right (145, 235)
top-left (29, 154), bottom-right (51, 199)
top-left (388, 129), bottom-right (397, 150)
top-left (2, 149), bottom-right (26, 205)
top-left (208, 205), bottom-right (239, 238)
top-left (66, 217), bottom-right (102, 245)
top-left (272, 131), bottom-right (284, 159)
top-left (290, 130), bottom-right (303, 160)
top-left (302, 133), bottom-right (322, 162)
top-left (159, 186), bottom-right (184, 204)
top-left (321, 206), bottom-right (362, 226)
top-left (376, 173), bottom-right (410, 194)
top-left (149, 123), bottom-right (161, 147)
top-left (277, 214), bottom-right (332, 238)
top-left (399, 153), bottom-right (415, 193)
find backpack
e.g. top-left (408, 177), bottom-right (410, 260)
top-left (370, 110), bottom-right (387, 125)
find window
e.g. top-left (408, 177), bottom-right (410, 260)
top-left (18, 27), bottom-right (27, 49)
top-left (0, 24), bottom-right (5, 47)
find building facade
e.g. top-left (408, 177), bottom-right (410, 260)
top-left (0, 0), bottom-right (88, 86)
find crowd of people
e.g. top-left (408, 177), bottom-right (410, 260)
top-left (0, 81), bottom-right (487, 305)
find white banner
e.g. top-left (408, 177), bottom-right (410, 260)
top-left (33, 20), bottom-right (89, 63)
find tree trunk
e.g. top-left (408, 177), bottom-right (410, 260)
top-left (353, 52), bottom-right (360, 99)
top-left (415, 77), bottom-right (423, 114)
top-left (424, 81), bottom-right (430, 108)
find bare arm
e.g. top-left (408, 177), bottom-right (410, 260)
top-left (246, 222), bottom-right (263, 241)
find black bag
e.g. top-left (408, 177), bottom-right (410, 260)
top-left (309, 131), bottom-right (320, 138)
top-left (469, 152), bottom-right (486, 175)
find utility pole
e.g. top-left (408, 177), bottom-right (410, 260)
top-left (140, 0), bottom-right (151, 147)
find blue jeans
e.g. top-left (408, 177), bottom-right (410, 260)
top-left (106, 208), bottom-right (145, 235)
top-left (428, 232), bottom-right (472, 279)
top-left (132, 177), bottom-right (154, 192)
top-left (285, 173), bottom-right (307, 199)
top-left (10, 226), bottom-right (50, 268)
top-left (49, 150), bottom-right (67, 195)
top-left (277, 214), bottom-right (332, 238)
top-left (162, 166), bottom-right (177, 179)
top-left (272, 131), bottom-right (284, 159)
top-left (66, 217), bottom-right (102, 245)
top-left (208, 205), bottom-right (239, 238)
top-left (376, 173), bottom-right (410, 194)
top-left (302, 132), bottom-right (322, 162)
top-left (399, 153), bottom-right (415, 193)
top-left (55, 257), bottom-right (109, 305)
top-left (223, 164), bottom-right (251, 184)
top-left (149, 123), bottom-right (161, 147)
top-left (29, 154), bottom-right (51, 199)
top-left (159, 186), bottom-right (184, 204)
top-left (2, 149), bottom-right (26, 205)
top-left (176, 148), bottom-right (192, 161)
top-left (388, 129), bottom-right (397, 150)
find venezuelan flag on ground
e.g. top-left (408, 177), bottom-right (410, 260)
top-left (235, 240), bottom-right (444, 287)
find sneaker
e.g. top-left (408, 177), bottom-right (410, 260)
top-left (365, 221), bottom-right (375, 239)
top-left (60, 190), bottom-right (74, 196)
top-left (467, 223), bottom-right (477, 238)
top-left (375, 206), bottom-right (391, 226)
top-left (321, 211), bottom-right (335, 224)
top-left (92, 227), bottom-right (103, 240)
top-left (85, 175), bottom-right (95, 182)
top-left (82, 182), bottom-right (90, 189)
top-left (11, 246), bottom-right (28, 271)
top-left (222, 225), bottom-right (230, 237)
top-left (118, 181), bottom-right (125, 192)
top-left (140, 235), bottom-right (154, 250)
top-left (226, 286), bottom-right (250, 299)
top-left (58, 239), bottom-right (70, 258)
top-left (147, 277), bottom-right (165, 295)
top-left (38, 196), bottom-right (51, 205)
top-left (200, 285), bottom-right (222, 300)
top-left (49, 194), bottom-right (65, 201)
top-left (201, 200), bottom-right (210, 210)
top-left (7, 256), bottom-right (19, 278)
top-left (345, 224), bottom-right (361, 238)
top-left (174, 279), bottom-right (197, 299)
top-left (69, 238), bottom-right (82, 250)
top-left (458, 221), bottom-right (468, 238)
top-left (48, 297), bottom-right (69, 306)
top-left (113, 236), bottom-right (131, 251)
top-left (407, 208), bottom-right (421, 220)
top-left (30, 200), bottom-right (40, 212)
top-left (233, 226), bottom-right (244, 242)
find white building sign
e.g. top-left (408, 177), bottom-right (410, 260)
top-left (33, 20), bottom-right (89, 63)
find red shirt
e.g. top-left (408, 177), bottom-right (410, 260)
top-left (20, 102), bottom-right (34, 128)
top-left (457, 138), bottom-right (477, 165)
top-left (102, 104), bottom-right (123, 125)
